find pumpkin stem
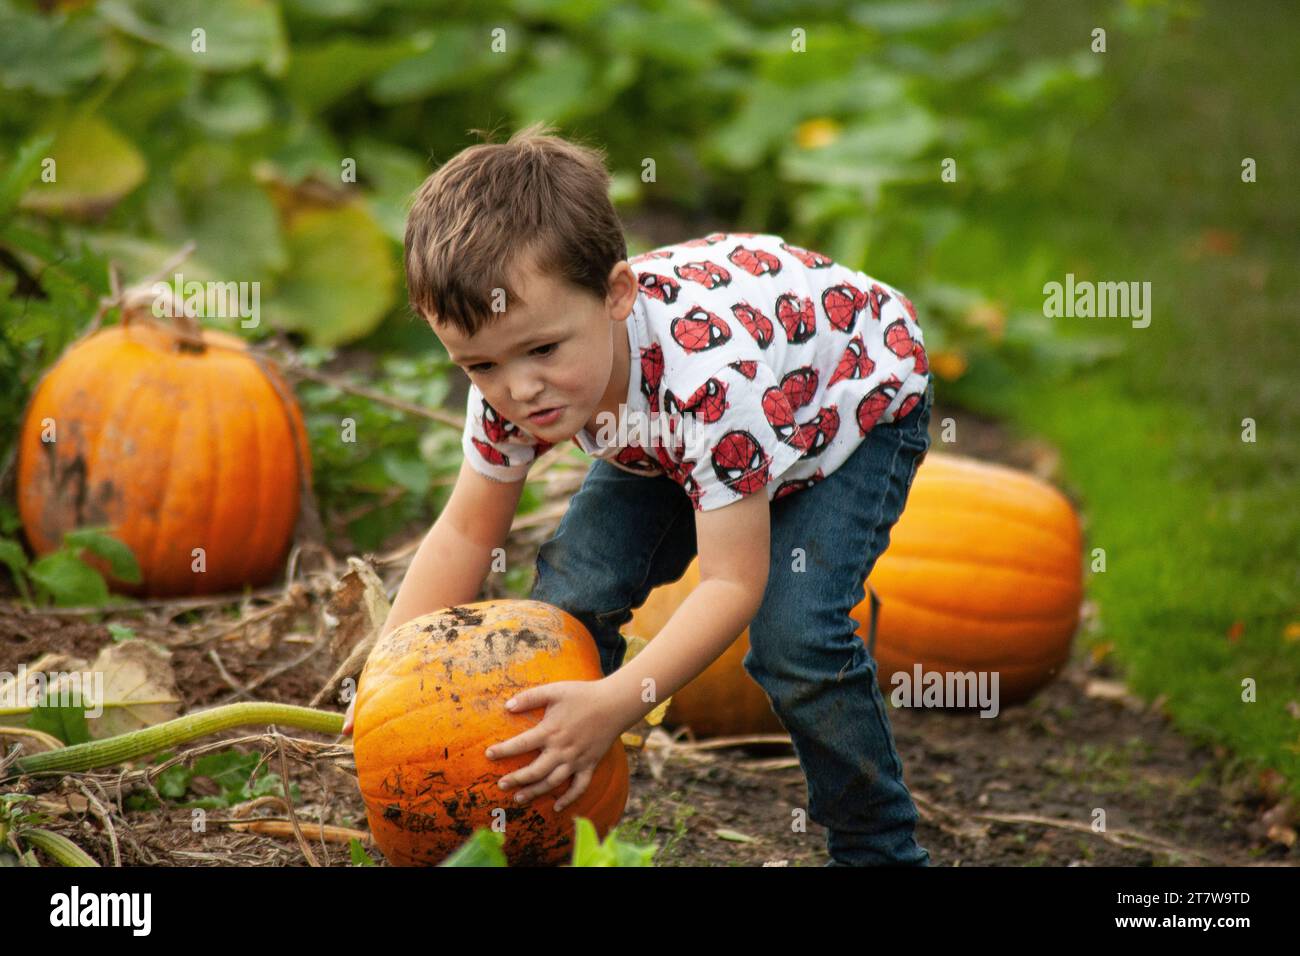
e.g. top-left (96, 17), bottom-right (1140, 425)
top-left (120, 284), bottom-right (207, 353)
top-left (6, 703), bottom-right (344, 777)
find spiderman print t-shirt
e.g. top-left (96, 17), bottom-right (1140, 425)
top-left (461, 232), bottom-right (930, 512)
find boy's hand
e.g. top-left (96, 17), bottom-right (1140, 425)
top-left (486, 679), bottom-right (626, 812)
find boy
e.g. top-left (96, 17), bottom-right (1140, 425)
top-left (343, 124), bottom-right (933, 866)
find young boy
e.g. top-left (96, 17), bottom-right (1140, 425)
top-left (343, 124), bottom-right (933, 867)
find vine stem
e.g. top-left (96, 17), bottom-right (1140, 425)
top-left (9, 703), bottom-right (343, 776)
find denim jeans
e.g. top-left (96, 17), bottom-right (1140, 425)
top-left (529, 379), bottom-right (935, 866)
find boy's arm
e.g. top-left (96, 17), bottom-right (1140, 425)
top-left (599, 490), bottom-right (771, 731)
top-left (341, 457), bottom-right (527, 732)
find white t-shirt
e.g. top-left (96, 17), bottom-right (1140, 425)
top-left (461, 232), bottom-right (930, 512)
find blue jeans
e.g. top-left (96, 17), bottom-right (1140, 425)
top-left (529, 380), bottom-right (934, 866)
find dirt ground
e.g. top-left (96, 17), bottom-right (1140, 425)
top-left (1, 399), bottom-right (1293, 866)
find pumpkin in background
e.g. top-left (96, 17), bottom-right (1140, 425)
top-left (855, 452), bottom-right (1082, 704)
top-left (16, 298), bottom-right (311, 597)
top-left (353, 600), bottom-right (629, 866)
top-left (627, 452), bottom-right (1084, 735)
top-left (628, 561), bottom-right (783, 739)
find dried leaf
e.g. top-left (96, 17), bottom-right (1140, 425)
top-left (714, 828), bottom-right (757, 844)
top-left (83, 640), bottom-right (181, 738)
top-left (1266, 824), bottom-right (1296, 848)
top-left (326, 556), bottom-right (392, 663)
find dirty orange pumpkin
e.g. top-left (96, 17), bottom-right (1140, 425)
top-left (353, 600), bottom-right (630, 866)
top-left (16, 303), bottom-right (310, 597)
top-left (628, 452), bottom-right (1083, 736)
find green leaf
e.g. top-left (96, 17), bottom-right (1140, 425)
top-left (28, 696), bottom-right (93, 747)
top-left (348, 838), bottom-right (376, 866)
top-left (64, 526), bottom-right (143, 584)
top-left (0, 0), bottom-right (106, 96)
top-left (570, 817), bottom-right (656, 866)
top-left (28, 551), bottom-right (110, 608)
top-left (606, 2), bottom-right (751, 68)
top-left (351, 139), bottom-right (429, 244)
top-left (18, 115), bottom-right (147, 217)
top-left (107, 624), bottom-right (137, 643)
top-left (0, 134), bottom-right (55, 222)
top-left (851, 0), bottom-right (1011, 34)
top-left (182, 75), bottom-right (274, 136)
top-left (370, 24), bottom-right (515, 103)
top-left (155, 146), bottom-right (287, 278)
top-left (156, 763), bottom-right (193, 799)
top-left (265, 202), bottom-right (397, 346)
top-left (381, 452), bottom-right (431, 495)
top-left (0, 538), bottom-right (31, 603)
top-left (439, 828), bottom-right (508, 867)
top-left (97, 0), bottom-right (289, 75)
top-left (503, 39), bottom-right (595, 126)
top-left (286, 33), bottom-right (434, 113)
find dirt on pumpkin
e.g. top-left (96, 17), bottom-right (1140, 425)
top-left (0, 401), bottom-right (1292, 867)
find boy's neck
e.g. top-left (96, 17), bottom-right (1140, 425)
top-left (582, 317), bottom-right (631, 436)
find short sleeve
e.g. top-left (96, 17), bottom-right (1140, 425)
top-left (460, 382), bottom-right (554, 482)
top-left (671, 362), bottom-right (806, 513)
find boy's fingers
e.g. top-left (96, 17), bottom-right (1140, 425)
top-left (555, 768), bottom-right (593, 812)
top-left (486, 726), bottom-right (545, 761)
top-left (498, 751), bottom-right (561, 795)
top-left (513, 763), bottom-right (573, 803)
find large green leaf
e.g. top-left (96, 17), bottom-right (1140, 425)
top-left (503, 38), bottom-right (595, 126)
top-left (0, 0), bottom-right (106, 96)
top-left (606, 1), bottom-right (752, 68)
top-left (97, 0), bottom-right (289, 75)
top-left (286, 33), bottom-right (434, 113)
top-left (264, 202), bottom-right (397, 346)
top-left (64, 526), bottom-right (142, 584)
top-left (0, 134), bottom-right (54, 221)
top-left (18, 116), bottom-right (147, 217)
top-left (370, 24), bottom-right (517, 103)
top-left (351, 139), bottom-right (429, 244)
top-left (27, 550), bottom-right (110, 608)
top-left (153, 145), bottom-right (288, 278)
top-left (181, 75), bottom-right (274, 136)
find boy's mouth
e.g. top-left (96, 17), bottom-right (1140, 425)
top-left (527, 406), bottom-right (564, 424)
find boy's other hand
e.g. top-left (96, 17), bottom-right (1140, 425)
top-left (485, 679), bottom-right (624, 812)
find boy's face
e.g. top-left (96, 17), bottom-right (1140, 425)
top-left (430, 253), bottom-right (638, 441)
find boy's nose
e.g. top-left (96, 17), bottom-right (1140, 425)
top-left (509, 377), bottom-right (545, 406)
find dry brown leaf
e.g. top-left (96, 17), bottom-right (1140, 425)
top-left (85, 639), bottom-right (183, 738)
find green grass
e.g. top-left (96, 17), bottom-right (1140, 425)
top-left (946, 1), bottom-right (1300, 796)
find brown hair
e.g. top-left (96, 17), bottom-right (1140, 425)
top-left (404, 122), bottom-right (627, 338)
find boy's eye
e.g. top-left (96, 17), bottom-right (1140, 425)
top-left (467, 343), bottom-right (554, 374)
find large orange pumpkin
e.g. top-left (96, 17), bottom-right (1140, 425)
top-left (16, 302), bottom-right (311, 597)
top-left (353, 600), bottom-right (630, 866)
top-left (856, 452), bottom-right (1082, 703)
top-left (627, 453), bottom-right (1083, 735)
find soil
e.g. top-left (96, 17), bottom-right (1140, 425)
top-left (1, 399), bottom-right (1293, 867)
